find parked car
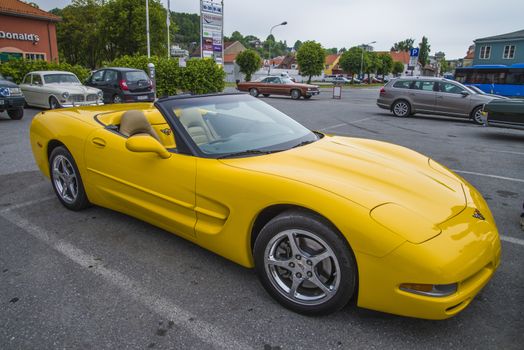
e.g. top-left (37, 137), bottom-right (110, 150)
top-left (481, 99), bottom-right (524, 130)
top-left (0, 73), bottom-right (25, 120)
top-left (237, 76), bottom-right (320, 100)
top-left (30, 92), bottom-right (500, 319)
top-left (85, 67), bottom-right (155, 104)
top-left (333, 77), bottom-right (351, 84)
top-left (377, 77), bottom-right (498, 124)
top-left (20, 71), bottom-right (103, 109)
top-left (362, 77), bottom-right (383, 84)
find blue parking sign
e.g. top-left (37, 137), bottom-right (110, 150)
top-left (410, 48), bottom-right (419, 57)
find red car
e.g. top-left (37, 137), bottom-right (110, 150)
top-left (237, 76), bottom-right (320, 100)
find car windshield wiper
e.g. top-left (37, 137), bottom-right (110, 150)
top-left (217, 149), bottom-right (283, 159)
top-left (291, 139), bottom-right (317, 149)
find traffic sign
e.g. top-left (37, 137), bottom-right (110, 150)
top-left (410, 48), bottom-right (419, 57)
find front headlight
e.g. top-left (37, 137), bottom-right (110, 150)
top-left (62, 91), bottom-right (70, 99)
top-left (97, 91), bottom-right (103, 98)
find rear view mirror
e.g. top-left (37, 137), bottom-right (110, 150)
top-left (126, 135), bottom-right (171, 159)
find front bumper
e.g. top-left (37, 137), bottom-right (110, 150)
top-left (306, 90), bottom-right (320, 96)
top-left (0, 96), bottom-right (25, 109)
top-left (356, 204), bottom-right (500, 320)
top-left (61, 101), bottom-right (104, 108)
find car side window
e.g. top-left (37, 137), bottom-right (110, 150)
top-left (22, 74), bottom-right (31, 84)
top-left (393, 80), bottom-right (411, 89)
top-left (412, 81), bottom-right (435, 91)
top-left (32, 74), bottom-right (42, 85)
top-left (439, 82), bottom-right (463, 94)
top-left (92, 70), bottom-right (105, 82)
top-left (270, 77), bottom-right (281, 84)
top-left (104, 70), bottom-right (117, 82)
top-left (260, 77), bottom-right (269, 83)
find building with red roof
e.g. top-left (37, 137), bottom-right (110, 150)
top-left (0, 0), bottom-right (61, 62)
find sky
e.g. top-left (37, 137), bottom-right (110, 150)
top-left (34, 0), bottom-right (524, 59)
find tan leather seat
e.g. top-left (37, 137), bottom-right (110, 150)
top-left (120, 110), bottom-right (161, 142)
top-left (179, 108), bottom-right (213, 145)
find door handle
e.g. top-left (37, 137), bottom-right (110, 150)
top-left (91, 137), bottom-right (106, 147)
top-left (437, 96), bottom-right (443, 99)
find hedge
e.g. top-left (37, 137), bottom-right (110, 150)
top-left (0, 60), bottom-right (90, 84)
top-left (103, 55), bottom-right (225, 96)
top-left (0, 55), bottom-right (226, 96)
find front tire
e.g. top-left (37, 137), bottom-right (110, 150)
top-left (7, 108), bottom-right (23, 120)
top-left (254, 210), bottom-right (357, 316)
top-left (291, 89), bottom-right (302, 100)
top-left (392, 99), bottom-right (411, 117)
top-left (49, 146), bottom-right (90, 211)
top-left (113, 94), bottom-right (123, 104)
top-left (49, 96), bottom-right (60, 109)
top-left (471, 106), bottom-right (484, 125)
top-left (263, 94), bottom-right (270, 97)
top-left (249, 88), bottom-right (259, 97)
top-left (304, 95), bottom-right (312, 100)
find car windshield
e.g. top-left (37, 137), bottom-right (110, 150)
top-left (163, 94), bottom-right (319, 157)
top-left (466, 85), bottom-right (485, 95)
top-left (0, 73), bottom-right (4, 80)
top-left (43, 74), bottom-right (80, 84)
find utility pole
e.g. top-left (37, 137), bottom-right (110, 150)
top-left (146, 0), bottom-right (151, 58)
top-left (167, 0), bottom-right (171, 58)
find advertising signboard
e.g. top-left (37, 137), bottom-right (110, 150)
top-left (200, 0), bottom-right (223, 65)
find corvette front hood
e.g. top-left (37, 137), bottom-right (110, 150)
top-left (222, 135), bottom-right (467, 225)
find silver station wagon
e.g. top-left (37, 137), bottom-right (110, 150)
top-left (376, 77), bottom-right (498, 124)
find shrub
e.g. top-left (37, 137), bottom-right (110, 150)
top-left (235, 49), bottom-right (261, 81)
top-left (104, 55), bottom-right (224, 96)
top-left (0, 60), bottom-right (90, 84)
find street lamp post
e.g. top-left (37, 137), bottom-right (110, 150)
top-left (268, 21), bottom-right (287, 75)
top-left (146, 0), bottom-right (151, 58)
top-left (359, 41), bottom-right (376, 80)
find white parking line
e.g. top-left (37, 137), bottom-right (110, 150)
top-left (319, 117), bottom-right (377, 131)
top-left (500, 235), bottom-right (524, 246)
top-left (452, 170), bottom-right (524, 184)
top-left (319, 123), bottom-right (347, 131)
top-left (491, 150), bottom-right (524, 156)
top-left (0, 201), bottom-right (253, 350)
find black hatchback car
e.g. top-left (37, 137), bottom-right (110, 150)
top-left (85, 67), bottom-right (155, 104)
top-left (0, 73), bottom-right (25, 120)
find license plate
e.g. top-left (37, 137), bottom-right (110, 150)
top-left (137, 95), bottom-right (148, 100)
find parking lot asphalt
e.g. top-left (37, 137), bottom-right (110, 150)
top-left (1, 89), bottom-right (523, 349)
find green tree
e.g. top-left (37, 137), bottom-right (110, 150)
top-left (418, 36), bottom-right (431, 67)
top-left (296, 41), bottom-right (325, 84)
top-left (391, 38), bottom-right (415, 52)
top-left (55, 0), bottom-right (104, 68)
top-left (100, 0), bottom-right (173, 61)
top-left (365, 51), bottom-right (382, 82)
top-left (339, 46), bottom-right (366, 79)
top-left (377, 53), bottom-right (393, 78)
top-left (171, 12), bottom-right (200, 49)
top-left (439, 59), bottom-right (450, 75)
top-left (235, 49), bottom-right (262, 81)
top-left (392, 61), bottom-right (405, 76)
top-left (293, 40), bottom-right (303, 51)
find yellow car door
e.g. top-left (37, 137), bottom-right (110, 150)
top-left (84, 127), bottom-right (197, 238)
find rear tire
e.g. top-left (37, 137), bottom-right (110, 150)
top-left (471, 106), bottom-right (484, 125)
top-left (254, 210), bottom-right (357, 316)
top-left (7, 108), bottom-right (23, 120)
top-left (113, 94), bottom-right (123, 104)
top-left (392, 99), bottom-right (411, 117)
top-left (291, 89), bottom-right (301, 100)
top-left (49, 146), bottom-right (90, 211)
top-left (249, 88), bottom-right (259, 97)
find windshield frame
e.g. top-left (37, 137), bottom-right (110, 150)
top-left (155, 93), bottom-right (320, 159)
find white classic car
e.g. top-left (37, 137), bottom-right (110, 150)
top-left (20, 71), bottom-right (103, 109)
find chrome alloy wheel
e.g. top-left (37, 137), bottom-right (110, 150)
top-left (393, 101), bottom-right (409, 117)
top-left (473, 108), bottom-right (484, 124)
top-left (264, 229), bottom-right (341, 306)
top-left (52, 155), bottom-right (78, 204)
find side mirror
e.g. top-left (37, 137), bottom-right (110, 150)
top-left (125, 135), bottom-right (171, 159)
top-left (460, 90), bottom-right (469, 97)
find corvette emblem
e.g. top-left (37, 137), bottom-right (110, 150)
top-left (160, 128), bottom-right (172, 136)
top-left (473, 209), bottom-right (485, 220)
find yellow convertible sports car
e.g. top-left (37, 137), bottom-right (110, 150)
top-left (29, 93), bottom-right (501, 319)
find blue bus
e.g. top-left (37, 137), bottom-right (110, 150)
top-left (454, 64), bottom-right (524, 97)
